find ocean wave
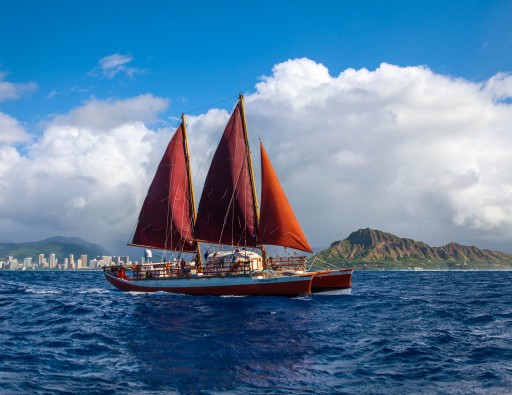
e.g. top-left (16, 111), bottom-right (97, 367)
top-left (0, 270), bottom-right (511, 394)
top-left (24, 287), bottom-right (63, 294)
top-left (77, 287), bottom-right (110, 294)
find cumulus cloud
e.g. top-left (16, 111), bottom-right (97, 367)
top-left (0, 112), bottom-right (32, 144)
top-left (88, 53), bottom-right (141, 78)
top-left (2, 58), bottom-right (512, 253)
top-left (0, 93), bottom-right (240, 253)
top-left (0, 95), bottom-right (170, 252)
top-left (243, 58), bottom-right (512, 250)
top-left (484, 72), bottom-right (512, 100)
top-left (0, 71), bottom-right (37, 101)
top-left (50, 94), bottom-right (169, 130)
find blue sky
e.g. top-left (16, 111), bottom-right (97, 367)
top-left (2, 0), bottom-right (510, 123)
top-left (1, 1), bottom-right (512, 254)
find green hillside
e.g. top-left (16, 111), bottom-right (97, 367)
top-left (0, 237), bottom-right (110, 261)
top-left (313, 228), bottom-right (512, 270)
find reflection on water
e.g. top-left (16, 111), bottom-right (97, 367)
top-left (120, 294), bottom-right (315, 392)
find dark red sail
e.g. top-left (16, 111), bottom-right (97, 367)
top-left (131, 124), bottom-right (196, 252)
top-left (194, 103), bottom-right (258, 246)
top-left (258, 143), bottom-right (313, 253)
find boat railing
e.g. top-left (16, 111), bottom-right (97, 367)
top-left (307, 256), bottom-right (354, 271)
top-left (268, 256), bottom-right (307, 271)
top-left (104, 260), bottom-right (253, 280)
top-left (200, 260), bottom-right (252, 275)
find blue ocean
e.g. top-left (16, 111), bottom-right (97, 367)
top-left (0, 271), bottom-right (511, 394)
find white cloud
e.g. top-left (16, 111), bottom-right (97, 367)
top-left (0, 95), bottom-right (169, 251)
top-left (88, 53), bottom-right (141, 78)
top-left (45, 85), bottom-right (92, 100)
top-left (0, 71), bottom-right (38, 102)
top-left (2, 58), bottom-right (512, 253)
top-left (483, 72), bottom-right (512, 100)
top-left (244, 59), bottom-right (512, 250)
top-left (50, 94), bottom-right (169, 130)
top-left (0, 112), bottom-right (32, 144)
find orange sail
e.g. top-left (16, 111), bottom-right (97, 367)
top-left (257, 143), bottom-right (313, 253)
top-left (131, 123), bottom-right (196, 252)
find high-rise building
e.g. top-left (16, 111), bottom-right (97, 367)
top-left (115, 256), bottom-right (129, 265)
top-left (38, 254), bottom-right (44, 266)
top-left (80, 254), bottom-right (88, 269)
top-left (49, 254), bottom-right (56, 269)
top-left (69, 254), bottom-right (75, 270)
top-left (63, 257), bottom-right (69, 270)
top-left (23, 257), bottom-right (32, 268)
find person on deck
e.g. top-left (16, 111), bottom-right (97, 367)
top-left (117, 267), bottom-right (126, 279)
top-left (231, 249), bottom-right (241, 273)
top-left (180, 258), bottom-right (190, 276)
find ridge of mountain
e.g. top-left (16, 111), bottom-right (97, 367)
top-left (314, 228), bottom-right (512, 269)
top-left (0, 237), bottom-right (110, 261)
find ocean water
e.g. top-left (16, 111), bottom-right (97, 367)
top-left (0, 271), bottom-right (511, 394)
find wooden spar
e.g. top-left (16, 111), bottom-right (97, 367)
top-left (238, 95), bottom-right (259, 224)
top-left (238, 94), bottom-right (268, 267)
top-left (181, 113), bottom-right (202, 265)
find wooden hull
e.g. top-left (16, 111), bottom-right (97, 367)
top-left (309, 269), bottom-right (353, 292)
top-left (104, 271), bottom-right (312, 296)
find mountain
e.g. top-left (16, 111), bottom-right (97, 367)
top-left (314, 228), bottom-right (512, 269)
top-left (0, 237), bottom-right (110, 261)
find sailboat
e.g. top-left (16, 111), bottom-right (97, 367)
top-left (103, 95), bottom-right (352, 295)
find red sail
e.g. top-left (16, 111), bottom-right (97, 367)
top-left (257, 143), bottom-right (313, 253)
top-left (195, 103), bottom-right (257, 246)
top-left (132, 124), bottom-right (196, 252)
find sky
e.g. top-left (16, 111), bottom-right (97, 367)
top-left (1, 0), bottom-right (512, 255)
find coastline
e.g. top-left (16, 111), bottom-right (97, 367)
top-left (310, 261), bottom-right (512, 271)
top-left (3, 268), bottom-right (511, 273)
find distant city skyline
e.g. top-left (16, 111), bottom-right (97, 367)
top-left (0, 252), bottom-right (130, 271)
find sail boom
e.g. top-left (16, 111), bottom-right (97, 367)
top-left (128, 243), bottom-right (196, 253)
top-left (190, 238), bottom-right (265, 249)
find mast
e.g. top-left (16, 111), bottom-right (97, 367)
top-left (181, 113), bottom-right (202, 266)
top-left (238, 94), bottom-right (260, 225)
top-left (239, 94), bottom-right (268, 265)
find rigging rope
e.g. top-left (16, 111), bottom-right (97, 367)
top-left (182, 95), bottom-right (239, 116)
top-left (188, 105), bottom-right (233, 204)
